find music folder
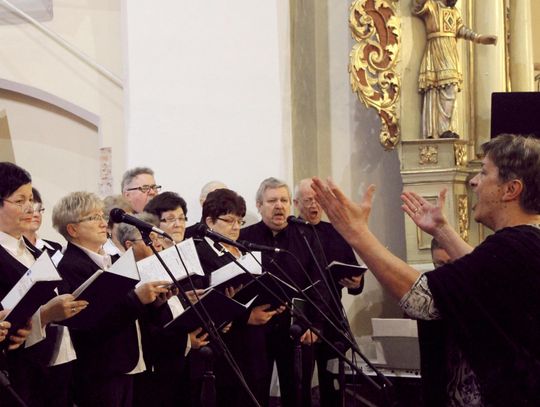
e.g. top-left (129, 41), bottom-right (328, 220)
top-left (233, 272), bottom-right (305, 309)
top-left (326, 261), bottom-right (367, 281)
top-left (1, 252), bottom-right (61, 332)
top-left (137, 238), bottom-right (206, 290)
top-left (60, 248), bottom-right (140, 329)
top-left (164, 288), bottom-right (256, 333)
top-left (208, 251), bottom-right (262, 292)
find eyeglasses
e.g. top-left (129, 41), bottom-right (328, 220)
top-left (217, 217), bottom-right (246, 227)
top-left (3, 198), bottom-right (34, 210)
top-left (160, 215), bottom-right (188, 224)
top-left (77, 214), bottom-right (109, 223)
top-left (33, 204), bottom-right (45, 214)
top-left (301, 197), bottom-right (316, 206)
top-left (126, 184), bottom-right (162, 193)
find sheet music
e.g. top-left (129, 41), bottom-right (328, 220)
top-left (137, 238), bottom-right (204, 283)
top-left (109, 248), bottom-right (139, 280)
top-left (209, 251), bottom-right (262, 288)
top-left (1, 252), bottom-right (60, 311)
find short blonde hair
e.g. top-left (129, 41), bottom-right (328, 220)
top-left (52, 191), bottom-right (104, 241)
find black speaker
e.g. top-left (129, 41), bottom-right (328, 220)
top-left (491, 92), bottom-right (540, 138)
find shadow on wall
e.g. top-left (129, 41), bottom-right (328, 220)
top-left (0, 86), bottom-right (100, 242)
top-left (343, 104), bottom-right (406, 327)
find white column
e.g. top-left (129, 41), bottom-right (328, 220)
top-left (509, 0), bottom-right (535, 91)
top-left (474, 0), bottom-right (507, 150)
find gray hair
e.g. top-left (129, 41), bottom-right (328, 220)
top-left (199, 180), bottom-right (227, 204)
top-left (482, 134), bottom-right (540, 213)
top-left (115, 212), bottom-right (160, 249)
top-left (255, 177), bottom-right (290, 204)
top-left (121, 167), bottom-right (154, 192)
top-left (293, 178), bottom-right (312, 201)
top-left (52, 192), bottom-right (104, 241)
top-left (103, 195), bottom-right (132, 227)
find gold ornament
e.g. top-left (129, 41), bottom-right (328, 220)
top-left (349, 0), bottom-right (401, 149)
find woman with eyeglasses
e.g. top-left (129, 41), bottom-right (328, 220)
top-left (0, 162), bottom-right (87, 407)
top-left (195, 188), bottom-right (284, 407)
top-left (53, 191), bottom-right (169, 407)
top-left (144, 191), bottom-right (188, 249)
top-left (22, 187), bottom-right (63, 257)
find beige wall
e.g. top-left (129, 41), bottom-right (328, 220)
top-left (0, 0), bottom-right (124, 213)
top-left (533, 1), bottom-right (540, 68)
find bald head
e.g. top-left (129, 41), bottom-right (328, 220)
top-left (293, 178), bottom-right (323, 225)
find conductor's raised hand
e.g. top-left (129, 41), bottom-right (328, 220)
top-left (401, 188), bottom-right (447, 235)
top-left (312, 177), bottom-right (376, 241)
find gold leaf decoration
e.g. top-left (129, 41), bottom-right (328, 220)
top-left (419, 145), bottom-right (438, 165)
top-left (349, 0), bottom-right (401, 150)
top-left (457, 194), bottom-right (469, 242)
top-left (454, 143), bottom-right (467, 166)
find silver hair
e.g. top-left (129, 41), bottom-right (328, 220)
top-left (52, 192), bottom-right (104, 242)
top-left (199, 180), bottom-right (227, 204)
top-left (115, 212), bottom-right (160, 249)
top-left (121, 167), bottom-right (154, 192)
top-left (255, 177), bottom-right (290, 204)
top-left (293, 178), bottom-right (313, 201)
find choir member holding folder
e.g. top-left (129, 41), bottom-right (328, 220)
top-left (52, 191), bottom-right (169, 407)
top-left (196, 188), bottom-right (284, 407)
top-left (0, 162), bottom-right (87, 407)
top-left (114, 212), bottom-right (209, 407)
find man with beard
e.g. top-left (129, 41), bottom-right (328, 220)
top-left (240, 177), bottom-right (329, 407)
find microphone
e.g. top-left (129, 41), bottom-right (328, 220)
top-left (287, 215), bottom-right (311, 226)
top-left (195, 224), bottom-right (248, 252)
top-left (237, 240), bottom-right (282, 254)
top-left (109, 208), bottom-right (172, 240)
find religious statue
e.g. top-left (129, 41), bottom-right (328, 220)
top-left (413, 0), bottom-right (497, 139)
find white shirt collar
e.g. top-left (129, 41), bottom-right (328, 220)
top-left (204, 236), bottom-right (226, 257)
top-left (72, 242), bottom-right (112, 270)
top-left (35, 237), bottom-right (55, 251)
top-left (0, 231), bottom-right (36, 268)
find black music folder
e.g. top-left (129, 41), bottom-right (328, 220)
top-left (233, 272), bottom-right (304, 309)
top-left (208, 252), bottom-right (262, 292)
top-left (1, 252), bottom-right (60, 332)
top-left (327, 261), bottom-right (367, 281)
top-left (61, 249), bottom-right (140, 329)
top-left (164, 288), bottom-right (255, 333)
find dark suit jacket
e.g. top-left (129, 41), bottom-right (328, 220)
top-left (57, 242), bottom-right (145, 378)
top-left (0, 240), bottom-right (61, 405)
top-left (195, 239), bottom-right (269, 384)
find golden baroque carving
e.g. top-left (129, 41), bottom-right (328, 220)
top-left (349, 0), bottom-right (401, 150)
top-left (419, 145), bottom-right (438, 165)
top-left (457, 194), bottom-right (469, 242)
top-left (454, 143), bottom-right (467, 166)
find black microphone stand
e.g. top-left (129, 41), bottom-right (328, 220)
top-left (220, 245), bottom-right (393, 406)
top-left (138, 231), bottom-right (261, 407)
top-left (247, 248), bottom-right (396, 407)
top-left (0, 368), bottom-right (28, 407)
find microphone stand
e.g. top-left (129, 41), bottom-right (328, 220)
top-left (220, 246), bottom-right (393, 406)
top-left (295, 224), bottom-right (360, 401)
top-left (0, 368), bottom-right (28, 407)
top-left (138, 231), bottom-right (261, 407)
top-left (272, 249), bottom-right (396, 406)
